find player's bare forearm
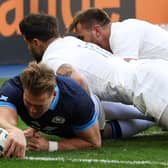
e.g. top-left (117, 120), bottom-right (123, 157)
top-left (58, 122), bottom-right (101, 151)
top-left (28, 122), bottom-right (101, 151)
top-left (0, 107), bottom-right (18, 130)
top-left (58, 137), bottom-right (101, 151)
top-left (28, 134), bottom-right (101, 152)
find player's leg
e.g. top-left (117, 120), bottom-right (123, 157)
top-left (101, 101), bottom-right (154, 120)
top-left (91, 95), bottom-right (155, 139)
top-left (102, 119), bottom-right (155, 139)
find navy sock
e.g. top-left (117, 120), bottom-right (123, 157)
top-left (108, 120), bottom-right (122, 139)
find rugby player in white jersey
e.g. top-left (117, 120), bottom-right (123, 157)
top-left (19, 13), bottom-right (156, 139)
top-left (68, 8), bottom-right (168, 60)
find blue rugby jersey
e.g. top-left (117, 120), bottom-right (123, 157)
top-left (0, 75), bottom-right (97, 138)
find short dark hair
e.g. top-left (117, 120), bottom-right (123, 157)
top-left (68, 8), bottom-right (111, 32)
top-left (19, 13), bottom-right (59, 41)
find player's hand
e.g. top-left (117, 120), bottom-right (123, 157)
top-left (24, 127), bottom-right (38, 138)
top-left (27, 132), bottom-right (49, 151)
top-left (3, 127), bottom-right (26, 158)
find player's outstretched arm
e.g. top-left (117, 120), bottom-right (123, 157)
top-left (27, 121), bottom-right (101, 151)
top-left (0, 107), bottom-right (26, 158)
top-left (59, 121), bottom-right (101, 150)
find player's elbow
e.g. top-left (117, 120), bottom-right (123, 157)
top-left (95, 141), bottom-right (102, 148)
top-left (92, 138), bottom-right (102, 149)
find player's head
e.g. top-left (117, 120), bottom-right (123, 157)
top-left (67, 8), bottom-right (111, 48)
top-left (19, 13), bottom-right (59, 62)
top-left (20, 62), bottom-right (56, 119)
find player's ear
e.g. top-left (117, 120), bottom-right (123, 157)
top-left (92, 24), bottom-right (102, 37)
top-left (32, 38), bottom-right (39, 46)
top-left (32, 38), bottom-right (41, 47)
top-left (53, 90), bottom-right (57, 97)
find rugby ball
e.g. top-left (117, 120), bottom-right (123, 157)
top-left (0, 128), bottom-right (8, 156)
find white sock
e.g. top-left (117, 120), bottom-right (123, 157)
top-left (101, 101), bottom-right (153, 120)
top-left (118, 119), bottom-right (155, 138)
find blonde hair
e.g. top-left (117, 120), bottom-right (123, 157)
top-left (20, 62), bottom-right (56, 96)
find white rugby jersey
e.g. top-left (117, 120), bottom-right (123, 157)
top-left (42, 36), bottom-right (124, 101)
top-left (110, 19), bottom-right (168, 60)
top-left (42, 36), bottom-right (168, 124)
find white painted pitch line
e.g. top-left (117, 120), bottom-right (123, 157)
top-left (25, 157), bottom-right (168, 166)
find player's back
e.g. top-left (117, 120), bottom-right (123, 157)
top-left (111, 19), bottom-right (168, 59)
top-left (42, 36), bottom-right (135, 103)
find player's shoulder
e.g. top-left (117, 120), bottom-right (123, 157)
top-left (1, 76), bottom-right (21, 88)
top-left (56, 75), bottom-right (91, 99)
top-left (112, 18), bottom-right (148, 35)
top-left (56, 75), bottom-right (83, 91)
top-left (123, 19), bottom-right (155, 30)
top-left (121, 18), bottom-right (144, 23)
top-left (0, 76), bottom-right (22, 94)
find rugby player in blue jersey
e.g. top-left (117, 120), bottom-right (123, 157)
top-left (0, 62), bottom-right (102, 157)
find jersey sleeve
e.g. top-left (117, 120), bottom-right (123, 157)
top-left (71, 93), bottom-right (98, 131)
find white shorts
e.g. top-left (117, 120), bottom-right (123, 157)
top-left (91, 94), bottom-right (106, 130)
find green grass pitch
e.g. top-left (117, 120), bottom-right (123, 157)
top-left (0, 78), bottom-right (168, 168)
